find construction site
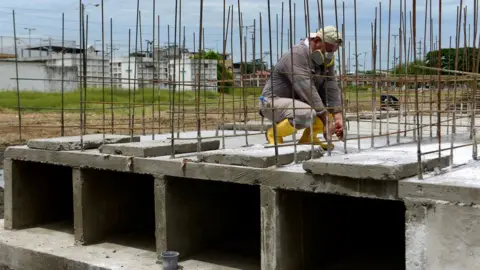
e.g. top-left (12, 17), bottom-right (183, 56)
top-left (1, 0), bottom-right (480, 269)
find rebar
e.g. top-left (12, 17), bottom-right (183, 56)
top-left (3, 0), bottom-right (480, 181)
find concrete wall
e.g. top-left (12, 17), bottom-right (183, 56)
top-left (0, 61), bottom-right (78, 92)
top-left (405, 198), bottom-right (480, 270)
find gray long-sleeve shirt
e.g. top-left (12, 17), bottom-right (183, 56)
top-left (261, 43), bottom-right (342, 114)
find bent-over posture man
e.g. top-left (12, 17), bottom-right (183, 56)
top-left (259, 25), bottom-right (344, 150)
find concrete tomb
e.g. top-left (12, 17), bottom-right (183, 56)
top-left (303, 150), bottom-right (450, 180)
top-left (1, 133), bottom-right (480, 270)
top-left (197, 144), bottom-right (324, 168)
top-left (27, 134), bottom-right (140, 151)
top-left (100, 139), bottom-right (220, 157)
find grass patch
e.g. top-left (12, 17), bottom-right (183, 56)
top-left (0, 88), bottom-right (222, 113)
top-left (0, 86), bottom-right (382, 114)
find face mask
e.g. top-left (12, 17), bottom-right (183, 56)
top-left (311, 50), bottom-right (335, 70)
top-left (311, 50), bottom-right (325, 68)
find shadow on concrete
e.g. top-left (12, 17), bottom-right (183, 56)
top-left (83, 170), bottom-right (156, 253)
top-left (10, 161), bottom-right (73, 232)
top-left (166, 177), bottom-right (261, 269)
top-left (278, 190), bottom-right (406, 270)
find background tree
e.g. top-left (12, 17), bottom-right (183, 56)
top-left (425, 47), bottom-right (479, 73)
top-left (392, 60), bottom-right (436, 75)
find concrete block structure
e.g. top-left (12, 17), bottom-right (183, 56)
top-left (1, 130), bottom-right (480, 270)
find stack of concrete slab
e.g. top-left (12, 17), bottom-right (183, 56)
top-left (217, 120), bottom-right (270, 131)
top-left (346, 111), bottom-right (400, 121)
top-left (303, 150), bottom-right (451, 180)
top-left (197, 144), bottom-right (324, 168)
top-left (99, 139), bottom-right (220, 157)
top-left (27, 134), bottom-right (140, 151)
top-left (26, 134), bottom-right (222, 158)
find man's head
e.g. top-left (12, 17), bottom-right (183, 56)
top-left (308, 26), bottom-right (343, 53)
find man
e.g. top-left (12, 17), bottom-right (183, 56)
top-left (259, 25), bottom-right (344, 150)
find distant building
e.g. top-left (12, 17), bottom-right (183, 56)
top-left (153, 45), bottom-right (191, 60)
top-left (169, 57), bottom-right (218, 91)
top-left (116, 56), bottom-right (169, 90)
top-left (0, 35), bottom-right (76, 58)
top-left (23, 45), bottom-right (110, 88)
top-left (1, 40), bottom-right (219, 92)
top-left (232, 59), bottom-right (269, 87)
top-left (113, 47), bottom-right (218, 91)
top-left (110, 59), bottom-right (122, 88)
top-left (0, 59), bottom-right (78, 92)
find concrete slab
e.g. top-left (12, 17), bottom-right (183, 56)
top-left (0, 220), bottom-right (157, 270)
top-left (197, 144), bottom-right (324, 168)
top-left (27, 134), bottom-right (140, 151)
top-left (218, 121), bottom-right (270, 131)
top-left (0, 220), bottom-right (256, 270)
top-left (348, 111), bottom-right (400, 120)
top-left (303, 150), bottom-right (451, 181)
top-left (399, 161), bottom-right (480, 204)
top-left (99, 139), bottom-right (220, 157)
top-left (5, 146), bottom-right (133, 172)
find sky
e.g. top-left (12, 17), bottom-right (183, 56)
top-left (0, 0), bottom-right (474, 71)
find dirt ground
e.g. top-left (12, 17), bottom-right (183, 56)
top-left (0, 107), bottom-right (261, 147)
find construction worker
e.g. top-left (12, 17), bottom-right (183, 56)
top-left (259, 25), bottom-right (344, 150)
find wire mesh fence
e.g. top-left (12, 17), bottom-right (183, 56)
top-left (0, 0), bottom-right (479, 180)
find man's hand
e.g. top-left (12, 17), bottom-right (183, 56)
top-left (333, 112), bottom-right (344, 140)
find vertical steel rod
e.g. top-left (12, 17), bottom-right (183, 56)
top-left (12, 10), bottom-right (22, 143)
top-left (61, 12), bottom-right (65, 137)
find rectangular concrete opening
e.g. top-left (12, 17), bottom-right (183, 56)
top-left (77, 169), bottom-right (155, 252)
top-left (8, 161), bottom-right (73, 231)
top-left (165, 177), bottom-right (260, 269)
top-left (278, 191), bottom-right (406, 270)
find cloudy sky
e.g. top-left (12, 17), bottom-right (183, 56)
top-left (0, 0), bottom-right (473, 71)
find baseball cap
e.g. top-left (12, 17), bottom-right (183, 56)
top-left (310, 26), bottom-right (343, 45)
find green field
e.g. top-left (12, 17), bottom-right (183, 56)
top-left (0, 85), bottom-right (384, 114)
top-left (0, 87), bottom-right (264, 113)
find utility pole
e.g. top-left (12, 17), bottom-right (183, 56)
top-left (24, 27), bottom-right (35, 57)
top-left (417, 40), bottom-right (423, 60)
top-left (252, 19), bottom-right (256, 74)
top-left (363, 51), bottom-right (367, 73)
top-left (352, 53), bottom-right (362, 73)
top-left (348, 41), bottom-right (351, 73)
top-left (392, 34), bottom-right (399, 73)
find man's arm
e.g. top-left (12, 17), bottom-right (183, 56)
top-left (324, 63), bottom-right (342, 115)
top-left (288, 49), bottom-right (327, 115)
